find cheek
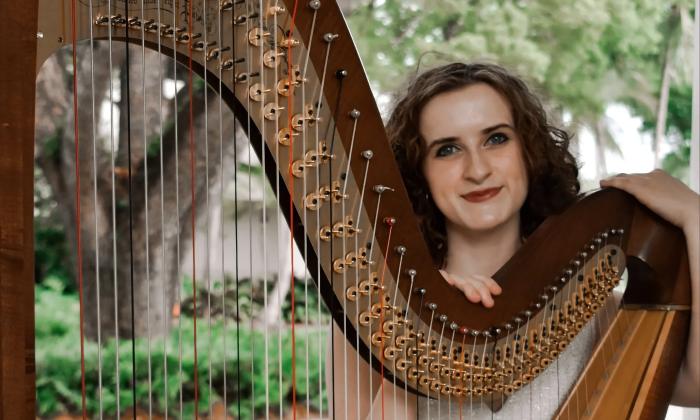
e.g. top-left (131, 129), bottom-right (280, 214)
top-left (423, 160), bottom-right (454, 195)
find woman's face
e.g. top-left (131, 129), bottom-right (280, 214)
top-left (420, 83), bottom-right (529, 236)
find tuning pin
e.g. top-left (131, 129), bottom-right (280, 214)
top-left (267, 5), bottom-right (286, 15)
top-left (373, 185), bottom-right (394, 194)
top-left (323, 33), bottom-right (339, 43)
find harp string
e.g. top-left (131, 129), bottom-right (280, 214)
top-left (243, 1), bottom-right (255, 417)
top-left (494, 324), bottom-right (508, 414)
top-left (468, 328), bottom-right (477, 415)
top-left (155, 1), bottom-right (170, 415)
top-left (435, 312), bottom-right (447, 419)
top-left (267, 3), bottom-right (280, 416)
top-left (403, 269), bottom-right (417, 420)
top-left (272, 5), bottom-right (285, 417)
top-left (69, 0), bottom-right (88, 415)
top-left (339, 111), bottom-right (361, 420)
top-left (566, 266), bottom-right (575, 418)
top-left (200, 0), bottom-right (213, 416)
top-left (120, 0), bottom-right (139, 414)
top-left (184, 0), bottom-right (201, 415)
top-left (481, 328), bottom-right (490, 412)
top-left (354, 156), bottom-right (372, 419)
top-left (105, 1), bottom-right (123, 414)
top-left (299, 7), bottom-right (319, 418)
top-left (447, 324), bottom-right (456, 418)
top-left (168, 3), bottom-right (186, 414)
top-left (519, 310), bottom-right (532, 415)
top-left (312, 32), bottom-right (336, 420)
top-left (326, 71), bottom-right (344, 420)
top-left (458, 332), bottom-right (467, 420)
top-left (412, 290), bottom-right (426, 418)
top-left (257, 0), bottom-right (272, 415)
top-left (588, 235), bottom-right (610, 417)
top-left (137, 0), bottom-right (154, 415)
top-left (378, 220), bottom-right (395, 420)
top-left (286, 2), bottom-right (301, 416)
top-left (602, 234), bottom-right (618, 366)
top-left (535, 274), bottom-right (555, 417)
top-left (224, 1), bottom-right (234, 418)
top-left (424, 305), bottom-right (436, 419)
top-left (562, 262), bottom-right (577, 415)
top-left (365, 180), bottom-right (388, 420)
top-left (87, 0), bottom-right (105, 417)
top-left (391, 249), bottom-right (406, 417)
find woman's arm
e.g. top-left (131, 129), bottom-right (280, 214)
top-left (601, 169), bottom-right (700, 406)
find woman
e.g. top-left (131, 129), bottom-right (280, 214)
top-left (331, 62), bottom-right (699, 419)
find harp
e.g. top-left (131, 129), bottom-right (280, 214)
top-left (0, 0), bottom-right (690, 418)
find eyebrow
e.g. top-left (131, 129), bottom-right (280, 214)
top-left (425, 122), bottom-right (514, 149)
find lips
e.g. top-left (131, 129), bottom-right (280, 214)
top-left (462, 187), bottom-right (502, 203)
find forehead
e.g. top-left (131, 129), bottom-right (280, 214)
top-left (419, 83), bottom-right (513, 141)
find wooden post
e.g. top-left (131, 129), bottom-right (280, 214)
top-left (0, 1), bottom-right (38, 418)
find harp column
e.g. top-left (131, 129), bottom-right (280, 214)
top-left (0, 1), bottom-right (39, 419)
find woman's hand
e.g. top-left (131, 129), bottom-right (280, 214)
top-left (603, 169), bottom-right (700, 406)
top-left (600, 169), bottom-right (700, 231)
top-left (439, 270), bottom-right (502, 308)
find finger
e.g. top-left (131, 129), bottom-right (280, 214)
top-left (471, 282), bottom-right (494, 308)
top-left (602, 172), bottom-right (627, 180)
top-left (474, 274), bottom-right (502, 295)
top-left (600, 175), bottom-right (633, 190)
top-left (602, 176), bottom-right (647, 197)
top-left (439, 269), bottom-right (452, 284)
top-left (459, 283), bottom-right (482, 304)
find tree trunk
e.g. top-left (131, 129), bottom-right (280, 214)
top-left (35, 41), bottom-right (237, 340)
top-left (594, 118), bottom-right (608, 178)
top-left (654, 52), bottom-right (672, 168)
top-left (654, 4), bottom-right (682, 168)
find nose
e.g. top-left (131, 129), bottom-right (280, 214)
top-left (463, 149), bottom-right (491, 184)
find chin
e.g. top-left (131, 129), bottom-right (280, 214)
top-left (460, 216), bottom-right (507, 233)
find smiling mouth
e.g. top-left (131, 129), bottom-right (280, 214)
top-left (462, 187), bottom-right (502, 203)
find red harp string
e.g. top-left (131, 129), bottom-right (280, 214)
top-left (286, 1), bottom-right (300, 417)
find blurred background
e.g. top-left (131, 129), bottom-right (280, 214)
top-left (33, 0), bottom-right (697, 418)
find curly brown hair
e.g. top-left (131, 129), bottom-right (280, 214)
top-left (388, 62), bottom-right (580, 265)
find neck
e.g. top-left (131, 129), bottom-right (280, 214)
top-left (444, 217), bottom-right (522, 278)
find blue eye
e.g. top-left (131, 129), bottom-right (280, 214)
top-left (486, 133), bottom-right (509, 145)
top-left (435, 144), bottom-right (459, 157)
